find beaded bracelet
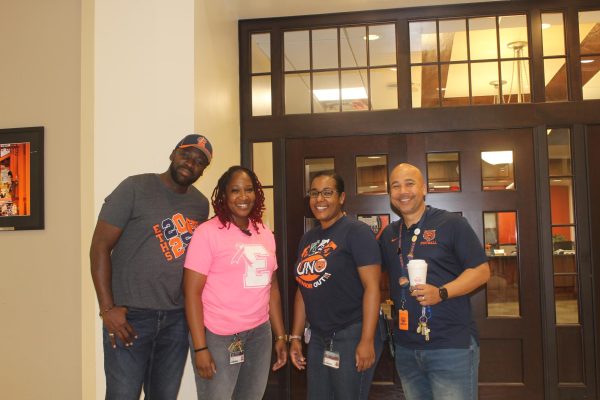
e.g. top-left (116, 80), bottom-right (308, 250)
top-left (98, 305), bottom-right (115, 319)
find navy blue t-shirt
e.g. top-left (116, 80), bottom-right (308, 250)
top-left (379, 207), bottom-right (487, 349)
top-left (295, 216), bottom-right (381, 336)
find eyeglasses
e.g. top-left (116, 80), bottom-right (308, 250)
top-left (308, 189), bottom-right (337, 198)
top-left (177, 149), bottom-right (208, 167)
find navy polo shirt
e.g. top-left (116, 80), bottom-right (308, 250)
top-left (379, 207), bottom-right (488, 349)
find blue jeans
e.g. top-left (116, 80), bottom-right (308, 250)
top-left (306, 320), bottom-right (384, 400)
top-left (191, 321), bottom-right (272, 400)
top-left (394, 336), bottom-right (480, 400)
top-left (103, 308), bottom-right (188, 400)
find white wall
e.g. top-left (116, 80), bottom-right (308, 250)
top-left (0, 0), bottom-right (83, 398)
top-left (90, 0), bottom-right (240, 398)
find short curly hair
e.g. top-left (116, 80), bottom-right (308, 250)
top-left (211, 166), bottom-right (265, 233)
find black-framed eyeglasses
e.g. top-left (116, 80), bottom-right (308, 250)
top-left (177, 148), bottom-right (208, 167)
top-left (307, 189), bottom-right (337, 198)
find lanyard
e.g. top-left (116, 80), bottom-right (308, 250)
top-left (397, 206), bottom-right (429, 274)
top-left (396, 207), bottom-right (430, 318)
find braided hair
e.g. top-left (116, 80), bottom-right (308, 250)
top-left (211, 166), bottom-right (265, 233)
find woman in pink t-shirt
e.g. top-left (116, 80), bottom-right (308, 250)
top-left (184, 166), bottom-right (287, 400)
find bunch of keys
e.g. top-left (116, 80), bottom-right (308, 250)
top-left (416, 310), bottom-right (431, 341)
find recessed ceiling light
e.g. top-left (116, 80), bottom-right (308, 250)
top-left (389, 67), bottom-right (397, 71)
top-left (363, 34), bottom-right (380, 41)
top-left (541, 23), bottom-right (551, 29)
top-left (581, 59), bottom-right (595, 64)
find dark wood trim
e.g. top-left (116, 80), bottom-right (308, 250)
top-left (533, 124), bottom-right (559, 400)
top-left (242, 101), bottom-right (600, 141)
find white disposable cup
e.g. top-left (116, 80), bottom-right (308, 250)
top-left (407, 259), bottom-right (428, 286)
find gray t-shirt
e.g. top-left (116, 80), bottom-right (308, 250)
top-left (99, 173), bottom-right (209, 310)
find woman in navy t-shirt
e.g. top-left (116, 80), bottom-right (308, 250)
top-left (289, 171), bottom-right (383, 400)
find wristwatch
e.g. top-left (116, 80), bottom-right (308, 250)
top-left (439, 286), bottom-right (448, 301)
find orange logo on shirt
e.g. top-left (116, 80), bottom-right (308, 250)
top-left (296, 239), bottom-right (337, 289)
top-left (153, 213), bottom-right (199, 261)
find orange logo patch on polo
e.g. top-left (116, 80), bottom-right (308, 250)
top-left (423, 230), bottom-right (436, 242)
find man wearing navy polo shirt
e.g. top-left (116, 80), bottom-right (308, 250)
top-left (379, 163), bottom-right (490, 400)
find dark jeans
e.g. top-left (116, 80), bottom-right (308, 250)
top-left (103, 308), bottom-right (188, 400)
top-left (306, 320), bottom-right (384, 400)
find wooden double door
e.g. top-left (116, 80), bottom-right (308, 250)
top-left (284, 129), bottom-right (544, 399)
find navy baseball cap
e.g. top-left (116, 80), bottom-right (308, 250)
top-left (175, 134), bottom-right (213, 164)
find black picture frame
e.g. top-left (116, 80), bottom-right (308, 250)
top-left (0, 126), bottom-right (44, 230)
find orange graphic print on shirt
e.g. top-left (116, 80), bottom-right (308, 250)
top-left (296, 239), bottom-right (337, 289)
top-left (153, 213), bottom-right (199, 262)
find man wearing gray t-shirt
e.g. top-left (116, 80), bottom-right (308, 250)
top-left (90, 134), bottom-right (213, 400)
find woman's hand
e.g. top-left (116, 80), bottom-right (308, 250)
top-left (272, 340), bottom-right (288, 371)
top-left (355, 338), bottom-right (375, 372)
top-left (195, 350), bottom-right (217, 379)
top-left (102, 306), bottom-right (137, 348)
top-left (289, 340), bottom-right (306, 370)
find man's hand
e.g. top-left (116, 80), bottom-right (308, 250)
top-left (410, 283), bottom-right (442, 306)
top-left (102, 306), bottom-right (137, 348)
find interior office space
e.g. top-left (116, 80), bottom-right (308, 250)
top-left (1, 0), bottom-right (599, 399)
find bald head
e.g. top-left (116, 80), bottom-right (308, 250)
top-left (389, 163), bottom-right (427, 223)
top-left (390, 163), bottom-right (425, 188)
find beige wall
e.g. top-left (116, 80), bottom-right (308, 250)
top-left (0, 0), bottom-right (83, 399)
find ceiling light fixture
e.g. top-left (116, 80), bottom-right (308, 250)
top-left (313, 87), bottom-right (367, 101)
top-left (481, 151), bottom-right (513, 165)
top-left (541, 23), bottom-right (551, 29)
top-left (363, 34), bottom-right (380, 41)
top-left (581, 59), bottom-right (595, 64)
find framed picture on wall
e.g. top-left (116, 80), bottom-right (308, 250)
top-left (357, 214), bottom-right (389, 240)
top-left (0, 127), bottom-right (44, 230)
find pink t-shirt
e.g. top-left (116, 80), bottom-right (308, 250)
top-left (184, 217), bottom-right (278, 335)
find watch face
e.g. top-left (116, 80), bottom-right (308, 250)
top-left (439, 287), bottom-right (448, 300)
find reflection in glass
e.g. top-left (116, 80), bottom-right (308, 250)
top-left (442, 63), bottom-right (469, 106)
top-left (554, 275), bottom-right (579, 324)
top-left (409, 21), bottom-right (437, 64)
top-left (262, 187), bottom-right (275, 232)
top-left (284, 30), bottom-right (310, 71)
top-left (547, 128), bottom-right (572, 176)
top-left (252, 142), bottom-right (273, 186)
top-left (411, 65), bottom-right (439, 108)
top-left (356, 155), bottom-right (388, 194)
top-left (312, 28), bottom-right (338, 70)
top-left (542, 13), bottom-right (565, 57)
top-left (544, 58), bottom-right (568, 102)
top-left (499, 15), bottom-right (528, 59)
top-left (578, 10), bottom-right (600, 54)
top-left (251, 33), bottom-right (271, 74)
top-left (285, 73), bottom-right (311, 115)
top-left (581, 55), bottom-right (600, 100)
top-left (427, 152), bottom-right (460, 192)
top-left (481, 150), bottom-right (515, 191)
top-left (552, 226), bottom-right (575, 255)
top-left (369, 24), bottom-right (397, 66)
top-left (313, 71), bottom-right (340, 113)
top-left (341, 26), bottom-right (367, 68)
top-left (469, 17), bottom-right (498, 60)
top-left (579, 11), bottom-right (600, 100)
top-left (550, 178), bottom-right (574, 225)
top-left (252, 75), bottom-right (271, 116)
top-left (501, 59), bottom-right (531, 103)
top-left (485, 211), bottom-right (520, 317)
top-left (370, 68), bottom-right (397, 110)
top-left (439, 19), bottom-right (467, 62)
top-left (470, 62), bottom-right (499, 104)
top-left (341, 70), bottom-right (368, 112)
top-left (304, 158), bottom-right (335, 193)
